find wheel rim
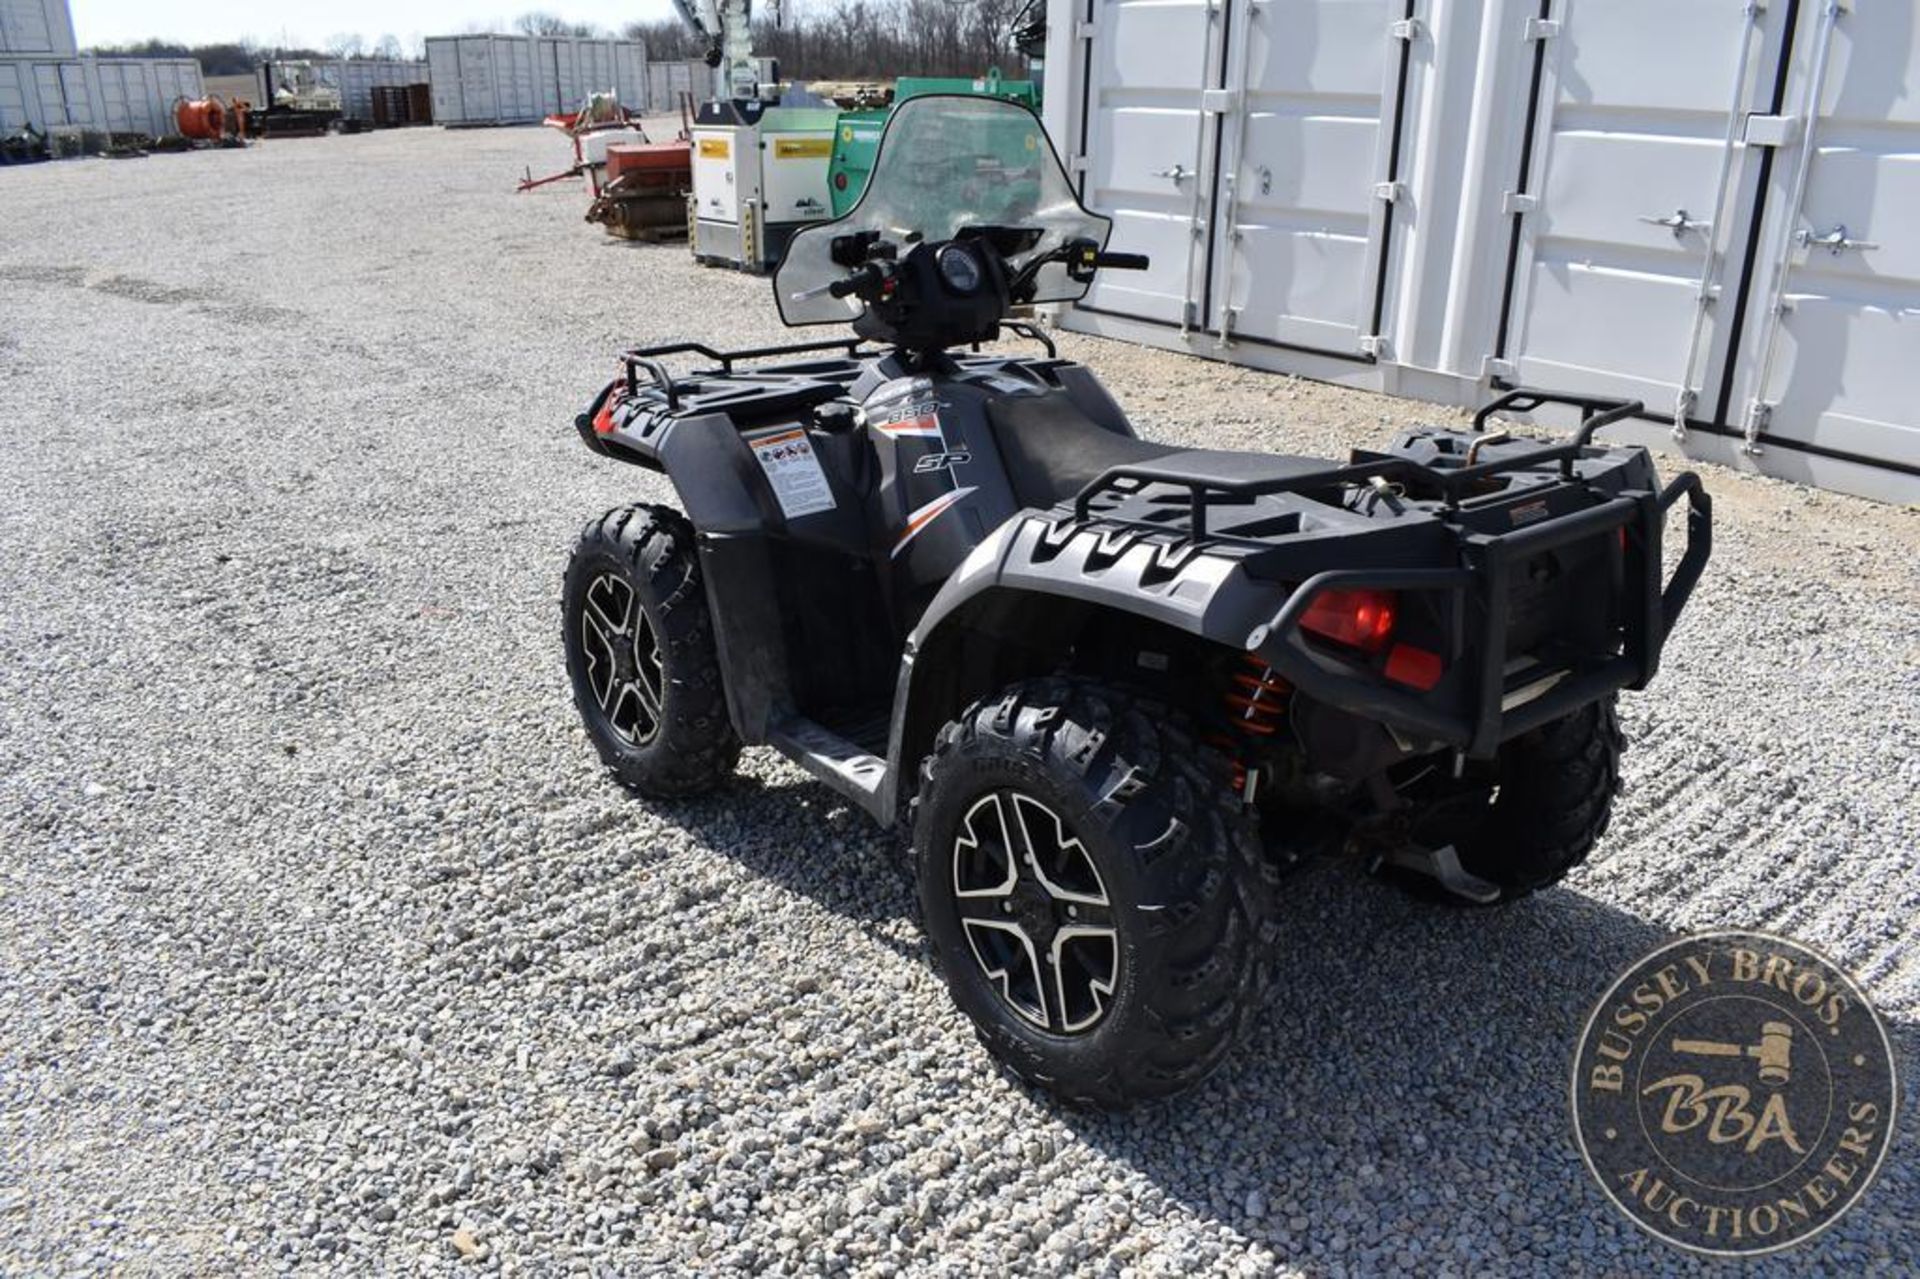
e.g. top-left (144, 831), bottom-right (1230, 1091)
top-left (951, 791), bottom-right (1119, 1035)
top-left (580, 572), bottom-right (665, 747)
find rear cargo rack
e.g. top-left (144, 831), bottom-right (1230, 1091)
top-left (1246, 470), bottom-right (1712, 758)
top-left (1073, 389), bottom-right (1647, 538)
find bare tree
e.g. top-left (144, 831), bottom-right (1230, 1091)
top-left (373, 34), bottom-right (404, 61)
top-left (516, 12), bottom-right (602, 38)
top-left (325, 32), bottom-right (366, 59)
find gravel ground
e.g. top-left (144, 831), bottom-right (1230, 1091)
top-left (1, 126), bottom-right (1916, 1275)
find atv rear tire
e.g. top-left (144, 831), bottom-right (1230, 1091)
top-left (1408, 696), bottom-right (1624, 904)
top-left (563, 505), bottom-right (739, 797)
top-left (912, 677), bottom-right (1275, 1108)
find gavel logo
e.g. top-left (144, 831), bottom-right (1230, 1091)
top-left (1671, 1021), bottom-right (1795, 1087)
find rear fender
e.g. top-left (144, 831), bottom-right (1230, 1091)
top-left (881, 514), bottom-right (1274, 819)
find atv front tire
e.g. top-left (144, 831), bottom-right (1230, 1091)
top-left (913, 678), bottom-right (1275, 1108)
top-left (563, 505), bottom-right (739, 797)
top-left (1407, 696), bottom-right (1624, 904)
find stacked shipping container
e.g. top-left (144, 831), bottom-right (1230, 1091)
top-left (1, 1), bottom-right (203, 139)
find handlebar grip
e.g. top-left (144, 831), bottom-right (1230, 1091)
top-left (1096, 252), bottom-right (1150, 271)
top-left (828, 263), bottom-right (886, 298)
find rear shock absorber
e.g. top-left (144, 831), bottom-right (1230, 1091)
top-left (1207, 653), bottom-right (1291, 800)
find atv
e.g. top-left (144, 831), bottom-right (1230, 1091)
top-left (561, 95), bottom-right (1712, 1107)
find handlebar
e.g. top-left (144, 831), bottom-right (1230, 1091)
top-left (1095, 252), bottom-right (1149, 271)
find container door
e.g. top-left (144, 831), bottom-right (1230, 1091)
top-left (1203, 0), bottom-right (1414, 356)
top-left (1493, 0), bottom-right (1783, 423)
top-left (428, 41), bottom-right (463, 123)
top-left (1075, 0), bottom-right (1228, 328)
top-left (0, 63), bottom-right (27, 128)
top-left (1731, 2), bottom-right (1920, 473)
top-left (457, 38), bottom-right (496, 121)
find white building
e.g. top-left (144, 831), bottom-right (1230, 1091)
top-left (1045, 0), bottom-right (1918, 503)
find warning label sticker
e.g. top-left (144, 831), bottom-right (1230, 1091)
top-left (748, 427), bottom-right (837, 519)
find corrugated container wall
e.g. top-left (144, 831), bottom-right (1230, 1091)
top-left (0, 53), bottom-right (203, 135)
top-left (0, 0), bottom-right (76, 56)
top-left (644, 60), bottom-right (710, 112)
top-left (426, 35), bottom-right (647, 126)
top-left (336, 60), bottom-right (429, 122)
top-left (1045, 0), bottom-right (1919, 503)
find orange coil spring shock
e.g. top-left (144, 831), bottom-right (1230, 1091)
top-left (1209, 655), bottom-right (1290, 791)
top-left (1226, 655), bottom-right (1290, 736)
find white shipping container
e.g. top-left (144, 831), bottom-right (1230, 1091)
top-left (0, 53), bottom-right (203, 135)
top-left (0, 0), bottom-right (76, 57)
top-left (427, 34), bottom-right (646, 126)
top-left (645, 59), bottom-right (709, 113)
top-left (335, 59), bottom-right (428, 121)
top-left (1045, 0), bottom-right (1919, 502)
top-left (88, 57), bottom-right (205, 136)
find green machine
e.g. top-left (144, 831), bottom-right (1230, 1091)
top-left (826, 71), bottom-right (1040, 217)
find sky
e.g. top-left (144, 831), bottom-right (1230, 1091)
top-left (70, 1), bottom-right (683, 50)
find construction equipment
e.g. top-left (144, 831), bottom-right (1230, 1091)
top-left (825, 71), bottom-right (1040, 217)
top-left (690, 104), bottom-right (836, 271)
top-left (587, 143), bottom-right (696, 241)
top-left (517, 93), bottom-right (649, 194)
top-left (252, 61), bottom-right (342, 138)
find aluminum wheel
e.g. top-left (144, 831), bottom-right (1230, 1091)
top-left (951, 791), bottom-right (1118, 1034)
top-left (579, 571), bottom-right (665, 747)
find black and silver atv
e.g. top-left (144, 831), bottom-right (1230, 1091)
top-left (561, 96), bottom-right (1712, 1107)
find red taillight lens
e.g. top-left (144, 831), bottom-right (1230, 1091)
top-left (833, 171), bottom-right (848, 190)
top-left (1299, 588), bottom-right (1396, 653)
top-left (1384, 642), bottom-right (1444, 690)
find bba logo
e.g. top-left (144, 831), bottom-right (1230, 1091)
top-left (1571, 931), bottom-right (1896, 1256)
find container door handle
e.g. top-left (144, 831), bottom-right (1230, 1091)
top-left (1151, 163), bottom-right (1190, 183)
top-left (1795, 224), bottom-right (1877, 255)
top-left (1638, 208), bottom-right (1711, 237)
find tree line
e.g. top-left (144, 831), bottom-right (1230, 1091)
top-left (87, 2), bottom-right (1040, 82)
top-left (622, 0), bottom-right (1041, 80)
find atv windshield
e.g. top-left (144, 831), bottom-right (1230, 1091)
top-left (775, 95), bottom-right (1112, 326)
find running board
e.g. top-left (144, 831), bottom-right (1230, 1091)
top-left (766, 716), bottom-right (892, 822)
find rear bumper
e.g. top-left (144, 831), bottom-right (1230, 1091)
top-left (1251, 472), bottom-right (1712, 757)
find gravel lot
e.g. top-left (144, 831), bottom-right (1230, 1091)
top-left (2, 126), bottom-right (1916, 1275)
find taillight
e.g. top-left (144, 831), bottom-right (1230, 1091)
top-left (1384, 642), bottom-right (1444, 690)
top-left (1299, 588), bottom-right (1396, 653)
top-left (833, 171), bottom-right (848, 190)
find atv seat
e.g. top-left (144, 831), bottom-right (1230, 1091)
top-left (987, 390), bottom-right (1328, 509)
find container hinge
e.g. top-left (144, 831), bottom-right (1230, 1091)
top-left (1218, 306), bottom-right (1241, 348)
top-left (1672, 388), bottom-right (1696, 443)
top-left (1742, 400), bottom-right (1771, 454)
top-left (1482, 355), bottom-right (1518, 380)
top-left (1075, 20), bottom-right (1097, 39)
top-left (1524, 18), bottom-right (1562, 41)
top-left (1070, 155), bottom-right (1090, 174)
top-left (1373, 180), bottom-right (1404, 203)
top-left (1200, 88), bottom-right (1238, 114)
top-left (1389, 17), bottom-right (1424, 40)
top-left (1502, 191), bottom-right (1538, 216)
top-left (1359, 334), bottom-right (1390, 359)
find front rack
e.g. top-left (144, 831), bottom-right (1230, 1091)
top-left (618, 323), bottom-right (1064, 410)
top-left (619, 336), bottom-right (874, 410)
top-left (1072, 389), bottom-right (1648, 537)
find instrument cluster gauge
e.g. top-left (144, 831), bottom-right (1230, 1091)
top-left (937, 244), bottom-right (983, 295)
